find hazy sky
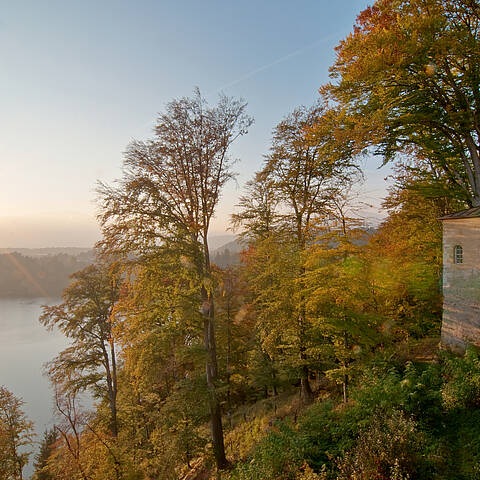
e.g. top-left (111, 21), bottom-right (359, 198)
top-left (1, 0), bottom-right (390, 248)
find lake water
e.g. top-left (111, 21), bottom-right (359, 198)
top-left (0, 297), bottom-right (68, 476)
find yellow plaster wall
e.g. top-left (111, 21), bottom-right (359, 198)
top-left (442, 218), bottom-right (480, 351)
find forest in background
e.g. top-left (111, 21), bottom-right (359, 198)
top-left (0, 250), bottom-right (94, 298)
top-left (3, 1), bottom-right (480, 479)
top-left (0, 246), bottom-right (236, 298)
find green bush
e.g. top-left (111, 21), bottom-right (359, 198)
top-left (442, 347), bottom-right (480, 409)
top-left (229, 350), bottom-right (480, 480)
top-left (230, 421), bottom-right (306, 480)
top-left (336, 410), bottom-right (427, 480)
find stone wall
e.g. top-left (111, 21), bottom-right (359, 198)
top-left (442, 218), bottom-right (480, 351)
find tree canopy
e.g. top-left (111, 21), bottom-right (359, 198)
top-left (324, 0), bottom-right (480, 205)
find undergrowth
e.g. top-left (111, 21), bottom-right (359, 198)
top-left (222, 345), bottom-right (480, 480)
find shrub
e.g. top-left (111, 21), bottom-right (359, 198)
top-left (294, 462), bottom-right (328, 480)
top-left (230, 421), bottom-right (305, 480)
top-left (336, 410), bottom-right (425, 480)
top-left (441, 347), bottom-right (480, 409)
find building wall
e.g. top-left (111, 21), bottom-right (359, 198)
top-left (442, 218), bottom-right (480, 351)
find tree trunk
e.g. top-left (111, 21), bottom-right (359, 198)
top-left (343, 372), bottom-right (349, 404)
top-left (201, 234), bottom-right (228, 470)
top-left (343, 331), bottom-right (349, 403)
top-left (202, 287), bottom-right (229, 470)
top-left (271, 362), bottom-right (278, 397)
top-left (298, 241), bottom-right (313, 404)
top-left (226, 299), bottom-right (231, 409)
top-left (300, 365), bottom-right (314, 404)
top-left (110, 341), bottom-right (118, 438)
top-left (101, 341), bottom-right (118, 438)
top-left (299, 307), bottom-right (313, 404)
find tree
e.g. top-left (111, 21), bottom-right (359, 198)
top-left (48, 382), bottom-right (91, 480)
top-left (111, 248), bottom-right (212, 477)
top-left (0, 386), bottom-right (35, 480)
top-left (97, 89), bottom-right (253, 469)
top-left (40, 263), bottom-right (121, 438)
top-left (215, 266), bottom-right (255, 407)
top-left (304, 223), bottom-right (380, 403)
top-left (240, 234), bottom-right (304, 397)
top-left (324, 0), bottom-right (480, 205)
top-left (266, 104), bottom-right (357, 401)
top-left (367, 165), bottom-right (450, 338)
top-left (33, 429), bottom-right (58, 480)
top-left (237, 103), bottom-right (357, 402)
top-left (231, 170), bottom-right (280, 242)
top-left (264, 103), bottom-right (356, 242)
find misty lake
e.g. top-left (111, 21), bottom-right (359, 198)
top-left (0, 297), bottom-right (68, 471)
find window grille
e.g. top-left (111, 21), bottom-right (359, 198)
top-left (454, 245), bottom-right (463, 264)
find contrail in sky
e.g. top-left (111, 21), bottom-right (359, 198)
top-left (208, 32), bottom-right (340, 96)
top-left (136, 32), bottom-right (340, 133)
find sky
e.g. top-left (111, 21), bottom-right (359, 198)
top-left (0, 0), bottom-right (391, 248)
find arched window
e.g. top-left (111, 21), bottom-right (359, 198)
top-left (454, 245), bottom-right (463, 264)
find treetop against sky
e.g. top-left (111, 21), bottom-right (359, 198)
top-left (0, 0), bottom-right (389, 248)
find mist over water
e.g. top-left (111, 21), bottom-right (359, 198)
top-left (0, 298), bottom-right (69, 476)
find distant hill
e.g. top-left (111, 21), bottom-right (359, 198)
top-left (209, 226), bottom-right (378, 269)
top-left (211, 238), bottom-right (244, 268)
top-left (0, 249), bottom-right (95, 298)
top-left (0, 247), bottom-right (94, 258)
top-left (208, 235), bottom-right (237, 251)
top-left (0, 227), bottom-right (377, 297)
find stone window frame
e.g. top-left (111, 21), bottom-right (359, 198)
top-left (454, 245), bottom-right (463, 264)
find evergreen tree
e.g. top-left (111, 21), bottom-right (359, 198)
top-left (33, 429), bottom-right (57, 480)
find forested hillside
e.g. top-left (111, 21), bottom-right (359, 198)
top-left (3, 1), bottom-right (480, 479)
top-left (0, 251), bottom-right (94, 298)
